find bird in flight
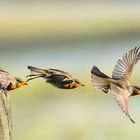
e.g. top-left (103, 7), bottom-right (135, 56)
top-left (0, 67), bottom-right (27, 95)
top-left (27, 66), bottom-right (85, 89)
top-left (91, 46), bottom-right (140, 123)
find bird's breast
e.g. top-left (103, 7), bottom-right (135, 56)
top-left (63, 83), bottom-right (80, 89)
top-left (7, 83), bottom-right (17, 90)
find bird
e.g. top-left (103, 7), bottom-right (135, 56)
top-left (27, 66), bottom-right (85, 89)
top-left (91, 46), bottom-right (140, 124)
top-left (0, 67), bottom-right (27, 95)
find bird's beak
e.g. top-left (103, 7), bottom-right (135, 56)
top-left (24, 82), bottom-right (28, 85)
top-left (81, 84), bottom-right (85, 86)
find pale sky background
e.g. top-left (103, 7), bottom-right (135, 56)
top-left (0, 1), bottom-right (140, 140)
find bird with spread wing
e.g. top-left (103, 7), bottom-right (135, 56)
top-left (91, 46), bottom-right (140, 123)
top-left (0, 67), bottom-right (27, 95)
top-left (27, 66), bottom-right (85, 89)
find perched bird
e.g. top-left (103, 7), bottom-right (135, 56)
top-left (27, 66), bottom-right (85, 89)
top-left (0, 67), bottom-right (26, 95)
top-left (91, 46), bottom-right (140, 123)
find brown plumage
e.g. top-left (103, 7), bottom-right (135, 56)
top-left (91, 46), bottom-right (140, 124)
top-left (27, 66), bottom-right (85, 89)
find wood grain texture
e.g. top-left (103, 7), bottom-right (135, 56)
top-left (0, 93), bottom-right (13, 140)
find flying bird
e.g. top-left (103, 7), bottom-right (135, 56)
top-left (91, 46), bottom-right (140, 123)
top-left (0, 67), bottom-right (26, 95)
top-left (27, 66), bottom-right (85, 89)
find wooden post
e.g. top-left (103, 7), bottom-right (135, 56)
top-left (0, 93), bottom-right (13, 140)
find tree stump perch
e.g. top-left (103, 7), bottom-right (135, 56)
top-left (0, 93), bottom-right (13, 140)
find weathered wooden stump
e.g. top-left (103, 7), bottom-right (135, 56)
top-left (0, 93), bottom-right (13, 140)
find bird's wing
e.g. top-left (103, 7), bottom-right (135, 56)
top-left (28, 66), bottom-right (47, 74)
top-left (47, 74), bottom-right (73, 84)
top-left (27, 66), bottom-right (73, 79)
top-left (0, 67), bottom-right (9, 74)
top-left (112, 46), bottom-right (140, 81)
top-left (0, 68), bottom-right (17, 84)
top-left (49, 69), bottom-right (73, 79)
top-left (110, 83), bottom-right (135, 123)
top-left (0, 71), bottom-right (16, 89)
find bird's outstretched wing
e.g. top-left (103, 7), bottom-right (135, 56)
top-left (27, 66), bottom-right (74, 83)
top-left (49, 69), bottom-right (73, 79)
top-left (28, 66), bottom-right (73, 79)
top-left (110, 83), bottom-right (135, 123)
top-left (112, 46), bottom-right (140, 81)
top-left (27, 66), bottom-right (48, 74)
top-left (0, 67), bottom-right (10, 74)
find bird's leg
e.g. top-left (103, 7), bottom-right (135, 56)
top-left (26, 74), bottom-right (43, 83)
top-left (26, 76), bottom-right (40, 82)
top-left (26, 72), bottom-right (36, 78)
top-left (26, 72), bottom-right (43, 78)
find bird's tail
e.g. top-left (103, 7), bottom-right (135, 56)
top-left (91, 66), bottom-right (111, 91)
top-left (26, 66), bottom-right (48, 83)
top-left (27, 66), bottom-right (48, 74)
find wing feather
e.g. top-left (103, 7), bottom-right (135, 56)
top-left (110, 83), bottom-right (135, 123)
top-left (49, 69), bottom-right (73, 79)
top-left (112, 46), bottom-right (140, 80)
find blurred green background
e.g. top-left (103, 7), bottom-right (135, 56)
top-left (1, 1), bottom-right (140, 140)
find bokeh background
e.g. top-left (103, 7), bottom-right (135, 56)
top-left (1, 1), bottom-right (140, 140)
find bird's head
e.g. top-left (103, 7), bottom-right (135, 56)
top-left (16, 78), bottom-right (28, 88)
top-left (73, 79), bottom-right (85, 88)
top-left (132, 86), bottom-right (140, 95)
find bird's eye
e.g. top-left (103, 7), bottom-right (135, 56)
top-left (76, 81), bottom-right (80, 84)
top-left (17, 80), bottom-right (23, 83)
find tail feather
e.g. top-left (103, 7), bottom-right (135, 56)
top-left (91, 66), bottom-right (111, 90)
top-left (91, 66), bottom-right (110, 78)
top-left (28, 66), bottom-right (47, 74)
